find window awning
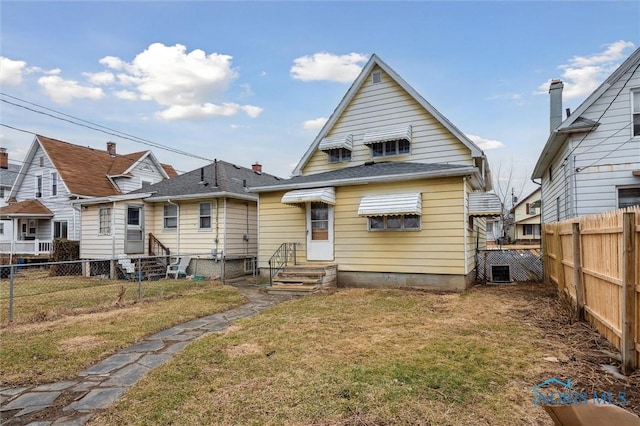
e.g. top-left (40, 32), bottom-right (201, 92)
top-left (468, 192), bottom-right (502, 217)
top-left (281, 187), bottom-right (336, 205)
top-left (362, 124), bottom-right (412, 145)
top-left (357, 193), bottom-right (422, 216)
top-left (319, 134), bottom-right (353, 151)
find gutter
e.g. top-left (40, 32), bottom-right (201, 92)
top-left (145, 191), bottom-right (258, 203)
top-left (249, 166), bottom-right (479, 192)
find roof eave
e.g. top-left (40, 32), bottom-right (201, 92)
top-left (145, 191), bottom-right (257, 203)
top-left (250, 166), bottom-right (479, 193)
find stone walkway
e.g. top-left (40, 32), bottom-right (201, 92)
top-left (0, 281), bottom-right (291, 426)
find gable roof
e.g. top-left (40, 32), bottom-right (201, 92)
top-left (512, 187), bottom-right (541, 211)
top-left (127, 160), bottom-right (282, 202)
top-left (250, 161), bottom-right (479, 192)
top-left (11, 135), bottom-right (176, 198)
top-left (293, 54), bottom-right (484, 176)
top-left (532, 47), bottom-right (640, 179)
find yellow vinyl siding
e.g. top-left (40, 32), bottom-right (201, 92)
top-left (150, 200), bottom-right (223, 255)
top-left (224, 198), bottom-right (256, 256)
top-left (303, 65), bottom-right (471, 175)
top-left (334, 178), bottom-right (466, 275)
top-left (257, 192), bottom-right (307, 268)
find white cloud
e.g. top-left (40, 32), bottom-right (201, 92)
top-left (38, 75), bottom-right (105, 103)
top-left (0, 57), bottom-right (27, 86)
top-left (537, 40), bottom-right (635, 100)
top-left (115, 90), bottom-right (139, 100)
top-left (467, 134), bottom-right (505, 150)
top-left (302, 117), bottom-right (328, 130)
top-left (486, 93), bottom-right (523, 104)
top-left (241, 105), bottom-right (263, 118)
top-left (156, 102), bottom-right (263, 120)
top-left (84, 71), bottom-right (115, 85)
top-left (290, 52), bottom-right (368, 83)
top-left (99, 43), bottom-right (260, 121)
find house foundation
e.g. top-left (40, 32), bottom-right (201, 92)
top-left (337, 270), bottom-right (475, 292)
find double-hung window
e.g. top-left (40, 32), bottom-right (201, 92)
top-left (633, 90), bottom-right (640, 137)
top-left (35, 175), bottom-right (42, 198)
top-left (199, 202), bottom-right (211, 229)
top-left (164, 204), bottom-right (178, 229)
top-left (50, 172), bottom-right (58, 196)
top-left (53, 221), bottom-right (68, 239)
top-left (99, 207), bottom-right (112, 235)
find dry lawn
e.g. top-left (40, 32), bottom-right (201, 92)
top-left (88, 283), bottom-right (639, 426)
top-left (0, 283), bottom-right (245, 385)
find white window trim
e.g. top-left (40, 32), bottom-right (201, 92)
top-left (163, 204), bottom-right (178, 230)
top-left (370, 139), bottom-right (411, 158)
top-left (50, 171), bottom-right (58, 197)
top-left (99, 207), bottom-right (112, 236)
top-left (617, 185), bottom-right (640, 209)
top-left (35, 173), bottom-right (43, 198)
top-left (199, 202), bottom-right (212, 230)
top-left (632, 89), bottom-right (640, 138)
top-left (367, 214), bottom-right (421, 231)
top-left (327, 148), bottom-right (352, 164)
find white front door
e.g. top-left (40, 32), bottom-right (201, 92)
top-left (306, 202), bottom-right (334, 261)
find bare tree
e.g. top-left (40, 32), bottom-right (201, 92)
top-left (491, 161), bottom-right (527, 243)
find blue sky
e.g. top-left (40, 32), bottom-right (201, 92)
top-left (1, 1), bottom-right (639, 199)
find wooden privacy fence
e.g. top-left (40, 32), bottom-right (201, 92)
top-left (543, 206), bottom-right (639, 375)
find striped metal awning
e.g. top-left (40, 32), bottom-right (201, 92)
top-left (281, 187), bottom-right (336, 205)
top-left (362, 124), bottom-right (412, 145)
top-left (468, 192), bottom-right (502, 217)
top-left (357, 193), bottom-right (422, 216)
top-left (318, 134), bottom-right (353, 151)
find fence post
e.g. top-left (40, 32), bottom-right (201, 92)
top-left (554, 227), bottom-right (565, 293)
top-left (542, 224), bottom-right (550, 285)
top-left (8, 264), bottom-right (14, 323)
top-left (621, 212), bottom-right (637, 375)
top-left (137, 257), bottom-right (142, 301)
top-left (572, 222), bottom-right (585, 320)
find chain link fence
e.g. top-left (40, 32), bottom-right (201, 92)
top-left (476, 248), bottom-right (543, 284)
top-left (0, 253), bottom-right (256, 326)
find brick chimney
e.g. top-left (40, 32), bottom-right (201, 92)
top-left (251, 162), bottom-right (262, 172)
top-left (549, 80), bottom-right (564, 132)
top-left (0, 148), bottom-right (7, 169)
top-left (106, 141), bottom-right (116, 157)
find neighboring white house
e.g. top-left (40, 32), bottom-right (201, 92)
top-left (532, 47), bottom-right (640, 222)
top-left (0, 135), bottom-right (177, 257)
top-left (510, 188), bottom-right (541, 244)
top-left (0, 148), bottom-right (22, 245)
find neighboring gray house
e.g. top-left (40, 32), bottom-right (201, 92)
top-left (532, 47), bottom-right (640, 222)
top-left (0, 148), bottom-right (22, 244)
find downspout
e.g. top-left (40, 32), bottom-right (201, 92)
top-left (463, 176), bottom-right (469, 276)
top-left (215, 198), bottom-right (219, 257)
top-left (111, 201), bottom-right (116, 258)
top-left (168, 199), bottom-right (179, 255)
top-left (223, 197), bottom-right (227, 257)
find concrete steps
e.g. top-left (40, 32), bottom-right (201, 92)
top-left (267, 263), bottom-right (335, 295)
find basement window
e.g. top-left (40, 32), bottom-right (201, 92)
top-left (490, 265), bottom-right (511, 283)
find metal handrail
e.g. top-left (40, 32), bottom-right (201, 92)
top-left (268, 242), bottom-right (297, 285)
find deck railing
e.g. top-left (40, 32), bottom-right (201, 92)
top-left (268, 242), bottom-right (297, 285)
top-left (0, 240), bottom-right (53, 256)
top-left (148, 233), bottom-right (170, 266)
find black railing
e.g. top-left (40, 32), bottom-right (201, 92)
top-left (268, 242), bottom-right (297, 285)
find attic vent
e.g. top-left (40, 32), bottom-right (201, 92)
top-left (372, 71), bottom-right (382, 84)
top-left (490, 265), bottom-right (512, 283)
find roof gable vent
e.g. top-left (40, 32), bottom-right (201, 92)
top-left (372, 70), bottom-right (382, 84)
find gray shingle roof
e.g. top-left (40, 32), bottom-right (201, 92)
top-left (250, 161), bottom-right (474, 191)
top-left (0, 164), bottom-right (21, 187)
top-left (131, 160), bottom-right (282, 199)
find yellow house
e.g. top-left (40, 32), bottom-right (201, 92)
top-left (251, 55), bottom-right (495, 292)
top-left (74, 161), bottom-right (280, 280)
